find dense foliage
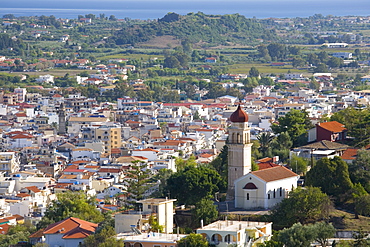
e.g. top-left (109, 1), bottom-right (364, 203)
top-left (271, 109), bottom-right (314, 147)
top-left (37, 191), bottom-right (104, 229)
top-left (306, 156), bottom-right (353, 202)
top-left (111, 13), bottom-right (275, 46)
top-left (271, 187), bottom-right (332, 228)
top-left (166, 165), bottom-right (226, 205)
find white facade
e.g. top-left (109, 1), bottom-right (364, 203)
top-left (138, 198), bottom-right (176, 234)
top-left (0, 152), bottom-right (19, 174)
top-left (235, 166), bottom-right (299, 210)
top-left (131, 148), bottom-right (159, 161)
top-left (36, 74), bottom-right (54, 84)
top-left (71, 148), bottom-right (100, 161)
top-left (197, 220), bottom-right (272, 247)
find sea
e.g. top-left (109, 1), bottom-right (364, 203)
top-left (1, 0), bottom-right (370, 20)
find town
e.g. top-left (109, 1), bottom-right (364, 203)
top-left (0, 12), bottom-right (370, 247)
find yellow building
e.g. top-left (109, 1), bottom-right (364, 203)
top-left (81, 125), bottom-right (121, 154)
top-left (94, 126), bottom-right (121, 154)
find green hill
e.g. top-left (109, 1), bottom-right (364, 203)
top-left (111, 12), bottom-right (276, 47)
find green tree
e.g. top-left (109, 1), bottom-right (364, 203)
top-left (166, 166), bottom-right (226, 205)
top-left (257, 132), bottom-right (274, 158)
top-left (312, 222), bottom-right (336, 247)
top-left (175, 155), bottom-right (197, 171)
top-left (37, 191), bottom-right (104, 229)
top-left (306, 156), bottom-right (353, 201)
top-left (349, 149), bottom-right (370, 192)
top-left (249, 67), bottom-right (260, 77)
top-left (271, 109), bottom-right (313, 147)
top-left (330, 107), bottom-right (370, 147)
top-left (271, 187), bottom-right (332, 228)
top-left (278, 223), bottom-right (316, 247)
top-left (0, 221), bottom-right (37, 247)
top-left (327, 57), bottom-right (344, 68)
top-left (209, 145), bottom-right (228, 182)
top-left (270, 131), bottom-right (292, 162)
top-left (164, 56), bottom-right (181, 68)
top-left (192, 198), bottom-right (218, 227)
top-left (353, 229), bottom-right (369, 247)
top-left (267, 43), bottom-right (287, 60)
top-left (355, 194), bottom-right (370, 217)
top-left (83, 225), bottom-right (124, 247)
top-left (148, 215), bottom-right (164, 233)
top-left (289, 155), bottom-right (309, 175)
top-left (126, 161), bottom-right (152, 202)
top-left (314, 63), bottom-right (328, 73)
top-left (151, 168), bottom-right (173, 198)
top-left (292, 57), bottom-right (306, 68)
top-left (177, 233), bottom-right (209, 247)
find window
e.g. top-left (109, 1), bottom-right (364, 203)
top-left (280, 187), bottom-right (282, 197)
top-left (273, 189), bottom-right (276, 198)
top-left (148, 205), bottom-right (151, 209)
top-left (268, 194), bottom-right (270, 199)
top-left (247, 193), bottom-right (249, 200)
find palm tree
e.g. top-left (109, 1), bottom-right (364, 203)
top-left (257, 132), bottom-right (274, 158)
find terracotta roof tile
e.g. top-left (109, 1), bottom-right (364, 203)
top-left (257, 162), bottom-right (279, 170)
top-left (43, 217), bottom-right (97, 239)
top-left (318, 121), bottom-right (346, 133)
top-left (341, 148), bottom-right (358, 160)
top-left (251, 166), bottom-right (298, 182)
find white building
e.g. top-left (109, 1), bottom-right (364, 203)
top-left (36, 74), bottom-right (54, 84)
top-left (235, 166), bottom-right (299, 209)
top-left (0, 152), bottom-right (19, 175)
top-left (43, 217), bottom-right (98, 247)
top-left (197, 220), bottom-right (272, 247)
top-left (115, 198), bottom-right (176, 234)
top-left (332, 52), bottom-right (352, 59)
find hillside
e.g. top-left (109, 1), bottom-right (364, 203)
top-left (110, 12), bottom-right (277, 48)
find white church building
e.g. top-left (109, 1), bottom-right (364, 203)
top-left (227, 105), bottom-right (299, 210)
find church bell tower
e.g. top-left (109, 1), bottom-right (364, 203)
top-left (58, 103), bottom-right (66, 135)
top-left (227, 105), bottom-right (253, 199)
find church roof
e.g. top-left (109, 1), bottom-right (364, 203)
top-left (229, 105), bottom-right (248, 123)
top-left (251, 166), bottom-right (298, 182)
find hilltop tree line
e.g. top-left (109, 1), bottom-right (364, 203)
top-left (111, 12), bottom-right (276, 47)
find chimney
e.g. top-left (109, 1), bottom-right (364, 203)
top-left (200, 219), bottom-right (204, 229)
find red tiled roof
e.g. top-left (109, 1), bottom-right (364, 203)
top-left (341, 148), bottom-right (358, 160)
top-left (257, 162), bottom-right (279, 170)
top-left (98, 168), bottom-right (121, 173)
top-left (257, 157), bottom-right (273, 163)
top-left (9, 133), bottom-right (33, 139)
top-left (318, 121), bottom-right (346, 133)
top-left (15, 113), bottom-right (27, 117)
top-left (133, 148), bottom-right (159, 152)
top-left (0, 223), bottom-right (10, 234)
top-left (26, 186), bottom-right (41, 193)
top-left (251, 166), bottom-right (298, 182)
top-left (16, 193), bottom-right (31, 198)
top-left (43, 217), bottom-right (97, 239)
